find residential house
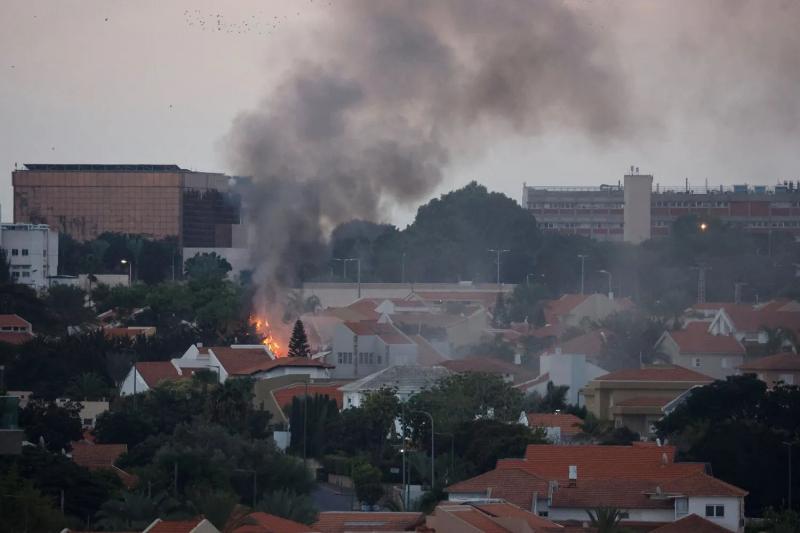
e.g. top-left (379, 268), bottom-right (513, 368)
top-left (738, 352), bottom-right (800, 386)
top-left (519, 413), bottom-right (583, 443)
top-left (581, 366), bottom-right (712, 435)
top-left (518, 351), bottom-right (607, 405)
top-left (441, 357), bottom-right (537, 387)
top-left (143, 518), bottom-right (220, 533)
top-left (70, 441), bottom-right (137, 488)
top-left (327, 319), bottom-right (418, 379)
top-left (103, 326), bottom-right (157, 340)
top-left (312, 511), bottom-right (424, 533)
top-left (231, 511), bottom-right (312, 532)
top-left (57, 399), bottom-right (108, 429)
top-left (650, 514), bottom-right (733, 532)
top-left (708, 299), bottom-right (800, 346)
top-left (543, 294), bottom-right (631, 332)
top-left (426, 501), bottom-right (563, 532)
top-left (0, 314), bottom-right (34, 345)
top-left (446, 443), bottom-right (747, 532)
top-left (339, 365), bottom-right (450, 408)
top-left (654, 322), bottom-right (745, 379)
top-left (119, 361), bottom-right (196, 396)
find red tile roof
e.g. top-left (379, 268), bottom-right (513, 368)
top-left (551, 478), bottom-right (674, 510)
top-left (104, 326), bottom-right (156, 339)
top-left (543, 295), bottom-right (590, 324)
top-left (665, 322), bottom-right (744, 355)
top-left (739, 352), bottom-right (800, 371)
top-left (447, 508), bottom-right (510, 533)
top-left (614, 396), bottom-right (674, 408)
top-left (342, 321), bottom-right (414, 345)
top-left (725, 305), bottom-right (800, 334)
top-left (233, 511), bottom-right (312, 533)
top-left (472, 502), bottom-right (563, 531)
top-left (71, 441), bottom-right (127, 467)
top-left (0, 331), bottom-right (34, 345)
top-left (272, 382), bottom-right (345, 410)
top-left (0, 314), bottom-right (31, 328)
top-left (594, 366), bottom-right (713, 383)
top-left (210, 347), bottom-right (275, 375)
top-left (649, 514), bottom-right (731, 532)
top-left (659, 472), bottom-right (748, 497)
top-left (556, 329), bottom-right (609, 357)
top-left (313, 512), bottom-right (424, 532)
top-left (526, 413), bottom-right (583, 437)
top-left (415, 290), bottom-right (503, 308)
top-left (146, 518), bottom-right (209, 533)
top-left (515, 372), bottom-right (551, 391)
top-left (441, 357), bottom-right (537, 384)
top-left (446, 467), bottom-right (549, 508)
top-left (135, 361), bottom-right (182, 388)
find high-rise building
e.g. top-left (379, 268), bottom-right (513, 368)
top-left (523, 173), bottom-right (800, 242)
top-left (0, 223), bottom-right (58, 289)
top-left (12, 164), bottom-right (241, 247)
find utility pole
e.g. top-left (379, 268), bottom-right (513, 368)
top-left (577, 255), bottom-right (589, 295)
top-left (333, 258), bottom-right (348, 280)
top-left (487, 249), bottom-right (510, 287)
top-left (691, 265), bottom-right (711, 304)
top-left (401, 252), bottom-right (406, 284)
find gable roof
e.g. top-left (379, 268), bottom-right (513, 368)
top-left (313, 511), bottom-right (423, 532)
top-left (649, 513), bottom-right (732, 532)
top-left (209, 347), bottom-right (274, 375)
top-left (71, 441), bottom-right (127, 467)
top-left (471, 502), bottom-right (563, 531)
top-left (593, 365), bottom-right (713, 383)
top-left (0, 314), bottom-right (31, 328)
top-left (233, 511), bottom-right (312, 533)
top-left (724, 305), bottom-right (800, 334)
top-left (551, 478), bottom-right (674, 510)
top-left (665, 322), bottom-right (745, 355)
top-left (342, 320), bottom-right (414, 345)
top-left (145, 518), bottom-right (217, 533)
top-left (526, 413), bottom-right (583, 437)
top-left (0, 331), bottom-right (34, 345)
top-left (446, 467), bottom-right (549, 508)
top-left (555, 329), bottom-right (609, 357)
top-left (739, 352), bottom-right (800, 371)
top-left (543, 295), bottom-right (590, 324)
top-left (135, 361), bottom-right (183, 387)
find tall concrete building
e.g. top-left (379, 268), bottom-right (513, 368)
top-left (623, 173), bottom-right (653, 244)
top-left (0, 223), bottom-right (58, 289)
top-left (523, 172), bottom-right (800, 242)
top-left (13, 164), bottom-right (241, 247)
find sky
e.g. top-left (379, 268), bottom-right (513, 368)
top-left (2, 0), bottom-right (799, 227)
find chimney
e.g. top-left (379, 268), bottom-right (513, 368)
top-left (568, 465), bottom-right (577, 486)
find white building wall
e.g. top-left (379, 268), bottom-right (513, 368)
top-left (0, 224), bottom-right (58, 290)
top-left (687, 496), bottom-right (742, 532)
top-left (119, 368), bottom-right (151, 396)
top-left (540, 353), bottom-right (606, 406)
top-left (251, 366), bottom-right (330, 380)
top-left (623, 174), bottom-right (653, 244)
top-left (548, 506), bottom-right (674, 523)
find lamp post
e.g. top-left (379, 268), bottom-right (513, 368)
top-left (333, 258), bottom-right (348, 280)
top-left (598, 269), bottom-right (612, 298)
top-left (120, 259), bottom-right (132, 286)
top-left (487, 249), bottom-right (510, 287)
top-left (410, 410), bottom-right (435, 489)
top-left (577, 254), bottom-right (589, 294)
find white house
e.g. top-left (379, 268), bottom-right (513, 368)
top-left (0, 223), bottom-right (58, 290)
top-left (327, 316), bottom-right (418, 379)
top-left (516, 351), bottom-right (607, 406)
top-left (339, 365), bottom-right (451, 408)
top-left (654, 321), bottom-right (745, 380)
top-left (119, 361), bottom-right (191, 396)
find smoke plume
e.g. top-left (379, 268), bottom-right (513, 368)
top-left (225, 0), bottom-right (632, 318)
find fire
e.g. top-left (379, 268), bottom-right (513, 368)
top-left (249, 315), bottom-right (285, 357)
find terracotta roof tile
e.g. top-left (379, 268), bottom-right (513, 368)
top-left (135, 361), bottom-right (182, 387)
top-left (556, 329), bottom-right (609, 357)
top-left (526, 413), bottom-right (583, 437)
top-left (71, 441), bottom-right (127, 468)
top-left (660, 472), bottom-right (748, 497)
top-left (146, 518), bottom-right (209, 533)
top-left (739, 352), bottom-right (800, 371)
top-left (665, 323), bottom-right (744, 355)
top-left (272, 382), bottom-right (345, 411)
top-left (0, 314), bottom-right (31, 328)
top-left (446, 468), bottom-right (549, 508)
top-left (543, 295), bottom-right (590, 324)
top-left (649, 514), bottom-right (731, 532)
top-left (342, 321), bottom-right (414, 345)
top-left (594, 366), bottom-right (713, 383)
top-left (472, 502), bottom-right (563, 530)
top-left (725, 305), bottom-right (800, 334)
top-left (233, 511), bottom-right (312, 532)
top-left (551, 478), bottom-right (674, 509)
top-left (312, 511), bottom-right (423, 532)
top-left (448, 508), bottom-right (511, 532)
top-left (210, 347), bottom-right (274, 375)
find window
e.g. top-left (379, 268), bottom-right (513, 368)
top-left (12, 272), bottom-right (19, 279)
top-left (618, 512), bottom-right (630, 519)
top-left (693, 357), bottom-right (702, 368)
top-left (377, 354), bottom-right (382, 365)
top-left (705, 505), bottom-right (725, 517)
top-left (21, 272), bottom-right (30, 278)
top-left (538, 511), bottom-right (549, 517)
top-left (21, 249), bottom-right (28, 256)
top-left (368, 352), bottom-right (374, 364)
top-left (675, 498), bottom-right (688, 516)
top-left (337, 352), bottom-right (344, 364)
top-left (11, 249), bottom-right (18, 256)
top-left (346, 352), bottom-right (353, 364)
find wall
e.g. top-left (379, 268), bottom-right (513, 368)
top-left (687, 496), bottom-right (742, 532)
top-left (119, 368), bottom-right (150, 396)
top-left (0, 224), bottom-right (58, 289)
top-left (548, 506), bottom-right (674, 524)
top-left (673, 353), bottom-right (743, 380)
top-left (540, 352), bottom-right (607, 405)
top-left (623, 174), bottom-right (653, 244)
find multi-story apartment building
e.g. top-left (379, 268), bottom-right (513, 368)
top-left (0, 223), bottom-right (58, 289)
top-left (523, 171), bottom-right (800, 242)
top-left (13, 164), bottom-right (241, 247)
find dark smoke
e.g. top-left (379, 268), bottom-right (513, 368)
top-left (224, 1), bottom-right (632, 314)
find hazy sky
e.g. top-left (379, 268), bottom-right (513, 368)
top-left (2, 0), bottom-right (799, 226)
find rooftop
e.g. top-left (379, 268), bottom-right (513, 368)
top-left (526, 413), bottom-right (583, 437)
top-left (22, 163), bottom-right (185, 172)
top-left (312, 511), bottom-right (424, 533)
top-left (593, 365), bottom-right (713, 383)
top-left (0, 314), bottom-right (31, 328)
top-left (71, 441), bottom-right (127, 468)
top-left (134, 361), bottom-right (183, 388)
top-left (441, 357), bottom-right (537, 384)
top-left (208, 346), bottom-right (274, 375)
top-left (339, 365), bottom-right (450, 393)
top-left (233, 511), bottom-right (312, 533)
top-left (342, 320), bottom-right (414, 345)
top-left (739, 352), bottom-right (800, 371)
top-left (649, 513), bottom-right (732, 532)
top-left (272, 382), bottom-right (346, 411)
top-left (665, 322), bottom-right (745, 355)
top-left (447, 468), bottom-right (549, 508)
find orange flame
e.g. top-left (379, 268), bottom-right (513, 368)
top-left (249, 314), bottom-right (285, 357)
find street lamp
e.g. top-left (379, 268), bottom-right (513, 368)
top-left (699, 222), bottom-right (708, 232)
top-left (577, 254), bottom-right (589, 295)
top-left (333, 258), bottom-right (361, 298)
top-left (120, 259), bottom-right (132, 286)
top-left (487, 249), bottom-right (510, 287)
top-left (598, 269), bottom-right (612, 298)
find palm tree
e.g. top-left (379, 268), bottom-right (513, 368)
top-left (256, 489), bottom-right (318, 525)
top-left (586, 506), bottom-right (628, 533)
top-left (94, 490), bottom-right (183, 530)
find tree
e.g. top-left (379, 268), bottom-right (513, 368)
top-left (586, 506), bottom-right (627, 533)
top-left (288, 319), bottom-right (311, 358)
top-left (65, 372), bottom-right (111, 401)
top-left (763, 507), bottom-right (800, 533)
top-left (257, 489), bottom-right (319, 525)
top-left (352, 461), bottom-right (384, 507)
top-left (523, 382), bottom-right (569, 413)
top-left (0, 467), bottom-right (66, 532)
top-left (453, 419), bottom-right (547, 476)
top-left (288, 394), bottom-right (340, 458)
top-left (19, 399), bottom-right (83, 452)
top-left (94, 490), bottom-right (183, 531)
top-left (45, 285), bottom-right (94, 327)
top-left (184, 252), bottom-right (232, 281)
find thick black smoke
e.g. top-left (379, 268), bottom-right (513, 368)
top-left (224, 1), bottom-right (632, 314)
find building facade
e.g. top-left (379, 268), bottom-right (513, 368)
top-left (13, 164), bottom-right (241, 247)
top-left (523, 173), bottom-right (800, 242)
top-left (0, 223), bottom-right (58, 289)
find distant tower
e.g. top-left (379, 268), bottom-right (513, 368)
top-left (623, 170), bottom-right (653, 244)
